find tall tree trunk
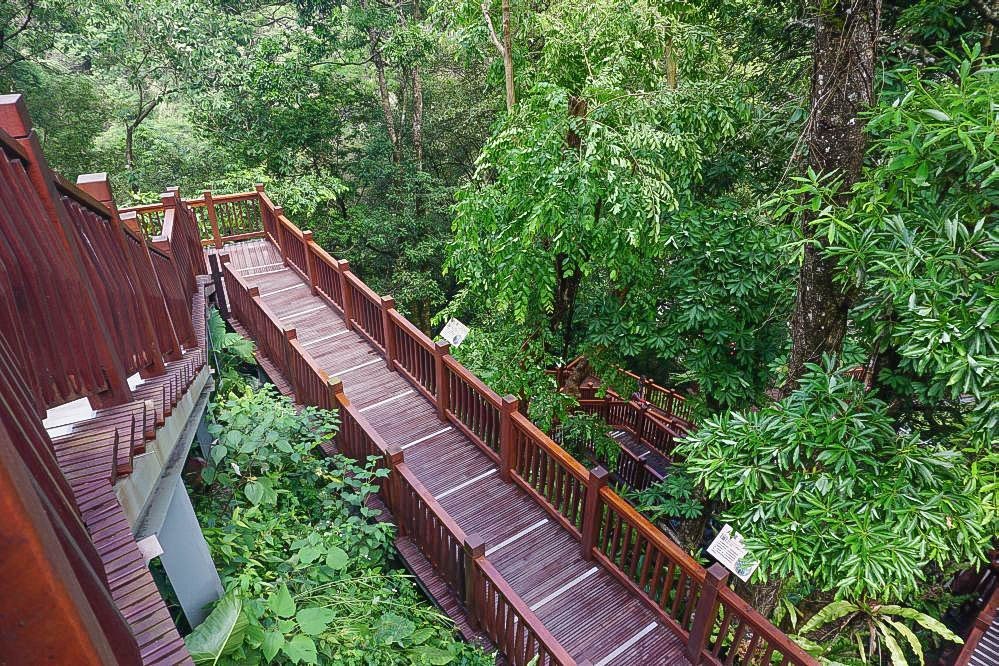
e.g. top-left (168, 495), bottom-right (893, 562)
top-left (501, 0), bottom-right (515, 111)
top-left (412, 64), bottom-right (424, 171)
top-left (784, 0), bottom-right (881, 388)
top-left (124, 123), bottom-right (135, 179)
top-left (757, 0), bottom-right (881, 619)
top-left (369, 30), bottom-right (401, 164)
top-left (411, 0), bottom-right (425, 172)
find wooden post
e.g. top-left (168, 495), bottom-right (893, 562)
top-left (77, 173), bottom-right (167, 378)
top-left (204, 190), bottom-right (222, 248)
top-left (302, 230), bottom-right (317, 293)
top-left (434, 341), bottom-right (451, 421)
top-left (387, 446), bottom-right (404, 528)
top-left (254, 183), bottom-right (267, 236)
top-left (283, 326), bottom-right (297, 386)
top-left (499, 394), bottom-right (519, 482)
top-left (462, 534), bottom-right (485, 624)
top-left (207, 254), bottom-right (228, 318)
top-left (580, 466), bottom-right (609, 560)
top-left (685, 563), bottom-right (729, 663)
top-left (381, 296), bottom-right (396, 369)
top-left (339, 260), bottom-right (354, 329)
top-left (635, 402), bottom-right (650, 444)
top-left (274, 206), bottom-right (287, 265)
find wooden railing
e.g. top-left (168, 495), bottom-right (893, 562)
top-left (558, 355), bottom-right (694, 428)
top-left (955, 570), bottom-right (999, 665)
top-left (220, 248), bottom-right (571, 666)
top-left (120, 190), bottom-right (265, 247)
top-left (210, 189), bottom-right (816, 666)
top-left (577, 394), bottom-right (683, 463)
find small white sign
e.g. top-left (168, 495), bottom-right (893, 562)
top-left (439, 318), bottom-right (470, 347)
top-left (707, 524), bottom-right (759, 582)
top-left (136, 534), bottom-right (164, 565)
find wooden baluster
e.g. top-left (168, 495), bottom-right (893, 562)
top-left (634, 401), bottom-right (649, 443)
top-left (580, 466), bottom-right (609, 561)
top-left (434, 341), bottom-right (450, 421)
top-left (339, 260), bottom-right (354, 329)
top-left (381, 296), bottom-right (396, 368)
top-left (282, 327), bottom-right (297, 393)
top-left (273, 206), bottom-right (287, 265)
top-left (685, 563), bottom-right (729, 663)
top-left (387, 445), bottom-right (404, 525)
top-left (463, 534), bottom-right (485, 627)
top-left (499, 395), bottom-right (519, 482)
top-left (254, 183), bottom-right (268, 237)
top-left (302, 230), bottom-right (318, 293)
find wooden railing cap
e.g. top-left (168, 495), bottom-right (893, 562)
top-left (464, 533), bottom-right (485, 556)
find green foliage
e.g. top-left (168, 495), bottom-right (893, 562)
top-left (626, 468), bottom-right (703, 522)
top-left (792, 600), bottom-right (963, 666)
top-left (679, 358), bottom-right (988, 601)
top-left (184, 593), bottom-right (248, 665)
top-left (195, 387), bottom-right (490, 665)
top-left (559, 412), bottom-right (619, 468)
top-left (207, 308), bottom-right (256, 395)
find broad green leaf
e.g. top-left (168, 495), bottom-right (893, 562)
top-left (296, 607), bottom-right (335, 636)
top-left (798, 601), bottom-right (859, 635)
top-left (373, 612), bottom-right (416, 645)
top-left (184, 593), bottom-right (247, 665)
top-left (877, 621), bottom-right (909, 666)
top-left (886, 619), bottom-right (923, 665)
top-left (261, 630), bottom-right (283, 662)
top-left (268, 584), bottom-right (296, 618)
top-left (879, 606), bottom-right (963, 643)
top-left (409, 645), bottom-right (454, 665)
top-left (245, 481), bottom-right (264, 506)
top-left (325, 545), bottom-right (349, 570)
top-left (282, 635), bottom-right (318, 664)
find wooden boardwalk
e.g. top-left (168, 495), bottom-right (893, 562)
top-left (219, 239), bottom-right (689, 665)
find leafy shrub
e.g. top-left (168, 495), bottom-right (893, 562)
top-left (191, 387), bottom-right (491, 665)
top-left (558, 412), bottom-right (620, 469)
top-left (626, 468), bottom-right (704, 522)
top-left (207, 308), bottom-right (258, 395)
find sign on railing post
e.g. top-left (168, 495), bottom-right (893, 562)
top-left (462, 534), bottom-right (485, 626)
top-left (434, 341), bottom-right (451, 421)
top-left (339, 260), bottom-right (355, 330)
top-left (203, 190), bottom-right (222, 249)
top-left (302, 230), bottom-right (317, 293)
top-left (580, 466), bottom-right (609, 560)
top-left (685, 563), bottom-right (730, 663)
top-left (499, 394), bottom-right (519, 482)
top-left (381, 296), bottom-right (397, 370)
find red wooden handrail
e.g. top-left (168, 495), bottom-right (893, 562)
top-left (955, 584), bottom-right (999, 665)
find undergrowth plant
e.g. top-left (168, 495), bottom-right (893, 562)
top-left (188, 386), bottom-right (491, 665)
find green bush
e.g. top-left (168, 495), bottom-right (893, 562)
top-left (190, 387), bottom-right (491, 665)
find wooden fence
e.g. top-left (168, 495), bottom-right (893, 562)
top-left (216, 192), bottom-right (817, 666)
top-left (0, 92), bottom-right (215, 663)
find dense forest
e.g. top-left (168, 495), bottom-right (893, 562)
top-left (3, 0), bottom-right (996, 663)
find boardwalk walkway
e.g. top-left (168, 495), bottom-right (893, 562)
top-left (219, 239), bottom-right (688, 665)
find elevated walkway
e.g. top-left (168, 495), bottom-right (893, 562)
top-left (207, 204), bottom-right (815, 666)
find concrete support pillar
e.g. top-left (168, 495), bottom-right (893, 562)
top-left (157, 476), bottom-right (223, 627)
